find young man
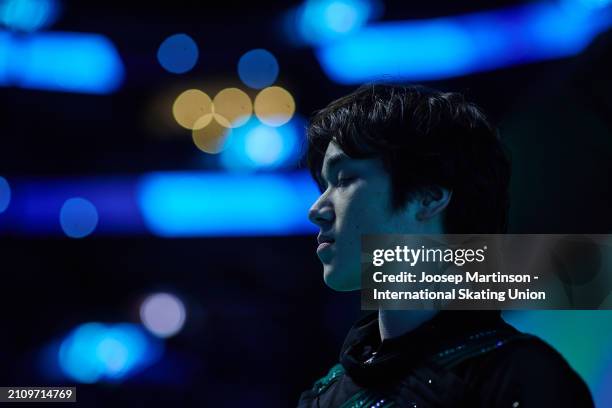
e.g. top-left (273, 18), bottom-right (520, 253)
top-left (298, 84), bottom-right (594, 407)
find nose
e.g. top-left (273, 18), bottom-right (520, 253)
top-left (308, 193), bottom-right (334, 228)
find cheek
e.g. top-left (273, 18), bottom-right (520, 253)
top-left (337, 198), bottom-right (380, 243)
top-left (349, 194), bottom-right (387, 230)
top-left (334, 180), bottom-right (390, 233)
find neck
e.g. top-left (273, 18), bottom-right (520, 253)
top-left (378, 309), bottom-right (439, 341)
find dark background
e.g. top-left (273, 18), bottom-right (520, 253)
top-left (1, 0), bottom-right (611, 406)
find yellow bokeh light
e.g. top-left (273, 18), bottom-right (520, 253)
top-left (172, 89), bottom-right (213, 130)
top-left (254, 86), bottom-right (295, 127)
top-left (194, 114), bottom-right (215, 129)
top-left (192, 116), bottom-right (232, 154)
top-left (212, 88), bottom-right (252, 128)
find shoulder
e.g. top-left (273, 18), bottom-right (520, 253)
top-left (297, 363), bottom-right (345, 407)
top-left (481, 335), bottom-right (584, 382)
top-left (468, 335), bottom-right (594, 407)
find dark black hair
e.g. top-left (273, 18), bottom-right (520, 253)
top-left (306, 83), bottom-right (511, 233)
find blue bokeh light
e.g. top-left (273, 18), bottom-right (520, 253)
top-left (59, 197), bottom-right (99, 238)
top-left (0, 0), bottom-right (60, 32)
top-left (157, 33), bottom-right (199, 74)
top-left (220, 115), bottom-right (303, 171)
top-left (288, 0), bottom-right (382, 45)
top-left (238, 49), bottom-right (279, 89)
top-left (315, 3), bottom-right (612, 83)
top-left (59, 323), bottom-right (106, 383)
top-left (58, 323), bottom-right (163, 383)
top-left (245, 126), bottom-right (284, 165)
top-left (0, 176), bottom-right (10, 213)
top-left (0, 31), bottom-right (125, 94)
top-left (138, 171), bottom-right (319, 237)
top-left (563, 0), bottom-right (612, 11)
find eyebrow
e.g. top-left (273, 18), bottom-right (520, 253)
top-left (321, 153), bottom-right (350, 179)
top-left (315, 153), bottom-right (351, 191)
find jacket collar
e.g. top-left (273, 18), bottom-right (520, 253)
top-left (339, 310), bottom-right (508, 385)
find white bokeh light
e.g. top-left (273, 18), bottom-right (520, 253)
top-left (139, 293), bottom-right (186, 338)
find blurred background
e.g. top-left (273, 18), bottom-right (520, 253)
top-left (0, 0), bottom-right (611, 406)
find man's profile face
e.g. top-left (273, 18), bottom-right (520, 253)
top-left (308, 141), bottom-right (420, 291)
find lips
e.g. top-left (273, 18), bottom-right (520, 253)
top-left (316, 234), bottom-right (335, 255)
top-left (317, 241), bottom-right (334, 254)
top-left (317, 234), bottom-right (335, 245)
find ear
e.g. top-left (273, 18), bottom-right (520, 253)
top-left (415, 186), bottom-right (452, 222)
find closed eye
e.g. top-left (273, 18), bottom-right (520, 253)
top-left (336, 177), bottom-right (355, 187)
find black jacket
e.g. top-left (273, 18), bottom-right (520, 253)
top-left (297, 311), bottom-right (594, 407)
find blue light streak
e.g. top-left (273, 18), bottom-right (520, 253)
top-left (0, 30), bottom-right (124, 93)
top-left (0, 176), bottom-right (145, 236)
top-left (0, 176), bottom-right (10, 213)
top-left (315, 3), bottom-right (612, 83)
top-left (0, 172), bottom-right (320, 237)
top-left (137, 171), bottom-right (319, 237)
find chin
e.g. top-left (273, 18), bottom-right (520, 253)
top-left (323, 265), bottom-right (360, 292)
